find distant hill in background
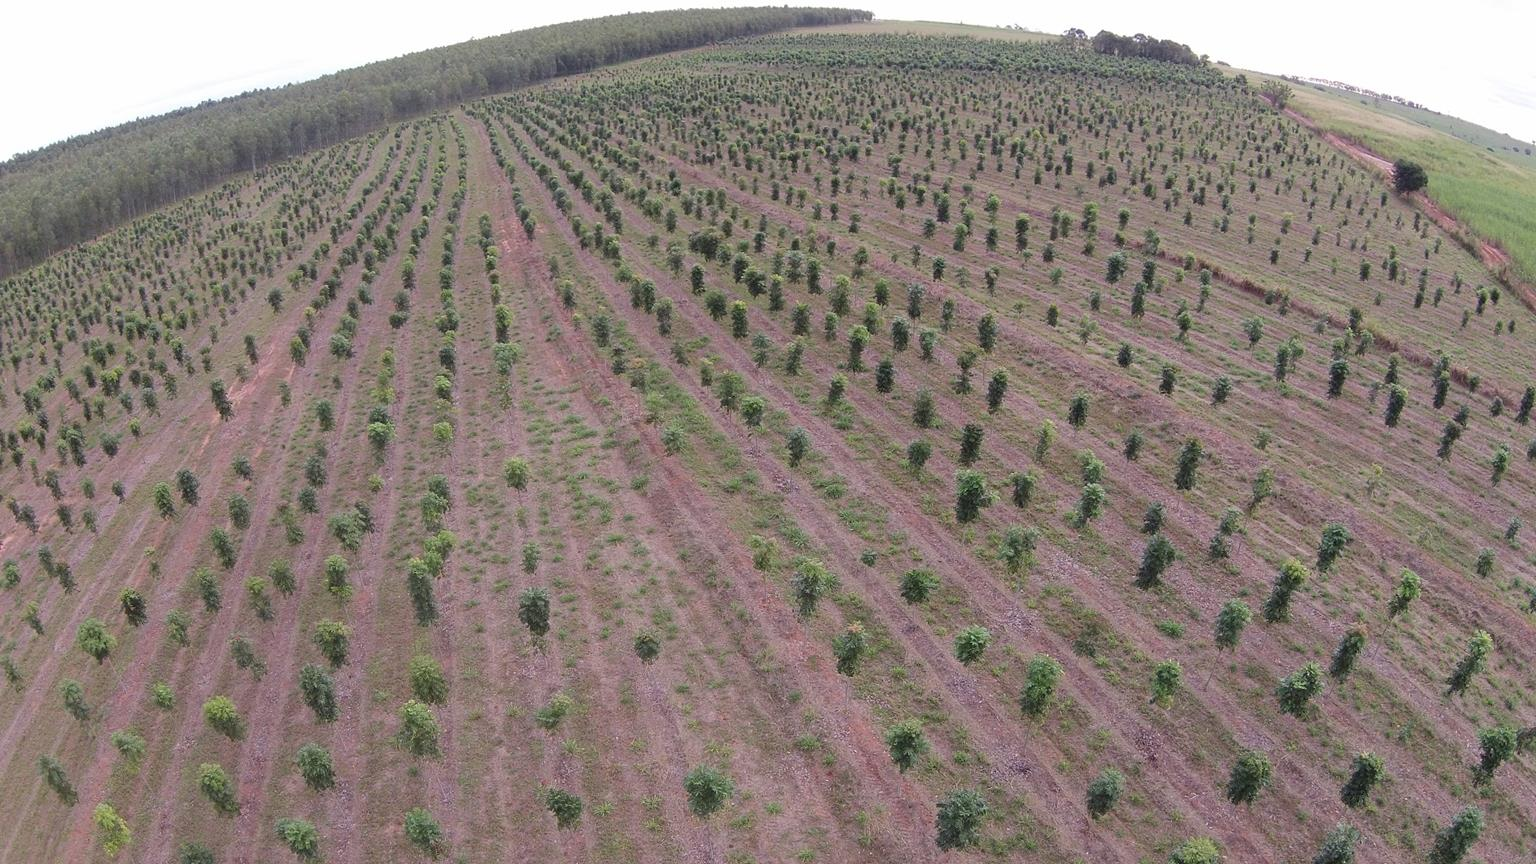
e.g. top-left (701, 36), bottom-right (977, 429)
top-left (1295, 77), bottom-right (1535, 164)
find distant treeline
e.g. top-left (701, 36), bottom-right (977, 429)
top-left (0, 6), bottom-right (869, 276)
top-left (1295, 76), bottom-right (1427, 111)
top-left (1079, 29), bottom-right (1202, 66)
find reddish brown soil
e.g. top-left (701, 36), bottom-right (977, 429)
top-left (3, 58), bottom-right (1532, 864)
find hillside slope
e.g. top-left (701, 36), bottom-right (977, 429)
top-left (0, 29), bottom-right (1532, 864)
top-left (1251, 71), bottom-right (1536, 290)
top-left (0, 6), bottom-right (870, 277)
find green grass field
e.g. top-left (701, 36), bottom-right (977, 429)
top-left (1303, 82), bottom-right (1536, 169)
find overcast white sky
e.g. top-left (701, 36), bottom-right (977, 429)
top-left (4, 0), bottom-right (1533, 161)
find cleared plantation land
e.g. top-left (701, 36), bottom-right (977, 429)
top-left (0, 29), bottom-right (1532, 864)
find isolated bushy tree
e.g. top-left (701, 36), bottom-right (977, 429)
top-left (178, 842), bottom-right (215, 864)
top-left (1173, 438), bottom-right (1203, 490)
top-left (152, 483), bottom-right (176, 518)
top-left (210, 380), bottom-right (233, 420)
top-left (958, 423), bottom-right (985, 466)
top-left (93, 803), bottom-right (132, 857)
top-left (1384, 385), bottom-right (1407, 427)
top-left (245, 577), bottom-right (273, 621)
top-left (1264, 558), bottom-right (1311, 622)
top-left (409, 655), bottom-right (448, 705)
top-left (634, 631), bottom-right (661, 664)
top-left (934, 789), bottom-right (988, 851)
top-left (202, 696), bottom-right (245, 740)
top-left (314, 399), bottom-right (335, 431)
top-left (1020, 654), bottom-right (1063, 718)
top-left (1311, 823), bottom-right (1361, 864)
top-left (1150, 660), bottom-right (1182, 707)
top-left (295, 743), bottom-right (336, 792)
top-left (1474, 725), bottom-right (1517, 783)
top-left (977, 313), bottom-right (997, 352)
top-left (313, 620), bottom-right (351, 668)
top-left (534, 693), bottom-right (574, 730)
top-left (1169, 837), bottom-right (1220, 864)
top-left (900, 569), bottom-right (939, 604)
top-left (1214, 600), bottom-right (1252, 651)
top-left (1314, 516), bottom-right (1351, 571)
top-left (176, 469), bottom-right (200, 505)
top-left (1340, 752), bottom-right (1384, 808)
top-left (544, 788), bottom-right (584, 829)
top-left (912, 389), bottom-right (935, 427)
top-left (166, 610), bottom-right (191, 647)
top-left (1513, 386), bottom-right (1535, 425)
top-left (986, 369), bottom-right (1008, 412)
top-left (786, 427), bottom-right (811, 466)
top-left (1135, 535), bottom-right (1176, 588)
top-left (683, 765), bottom-right (734, 818)
top-left (1106, 251), bottom-right (1128, 283)
top-left (270, 560), bottom-right (296, 596)
top-left (275, 818), bottom-right (320, 862)
top-left (1208, 507), bottom-right (1241, 559)
top-left (1067, 392), bottom-right (1089, 430)
top-left (1329, 625), bottom-right (1368, 679)
top-left (1445, 630), bottom-right (1493, 696)
top-left (998, 525), bottom-right (1038, 574)
top-left (832, 623), bottom-right (867, 675)
top-left (1211, 376), bottom-right (1232, 404)
top-left (503, 457), bottom-right (530, 491)
top-left (1429, 807), bottom-right (1483, 864)
top-left (518, 588), bottom-right (550, 637)
top-left (1392, 160), bottom-right (1428, 194)
top-left (1490, 444), bottom-right (1511, 485)
top-left (109, 730), bottom-right (145, 773)
top-left (1242, 317), bottom-right (1264, 348)
top-left (1159, 364), bottom-right (1178, 395)
top-left (1327, 358), bottom-right (1348, 398)
top-left (1010, 471), bottom-right (1037, 508)
top-left (1387, 569), bottom-right (1421, 618)
top-left (907, 439), bottom-right (932, 473)
top-left (1249, 466), bottom-right (1276, 510)
top-left (885, 719), bottom-right (930, 773)
top-left (38, 754), bottom-right (77, 805)
top-left (1035, 419), bottom-right (1057, 461)
top-left (119, 589), bottom-right (147, 627)
top-left (397, 700), bottom-right (441, 758)
top-left (198, 762), bottom-right (240, 815)
top-left (299, 664), bottom-right (337, 723)
top-left (1074, 483), bottom-right (1107, 527)
top-left (1086, 767), bottom-right (1124, 819)
top-left (791, 558), bottom-right (837, 618)
top-left (323, 554), bottom-right (349, 595)
top-left (76, 618), bottom-right (116, 663)
top-left (954, 625), bottom-right (992, 665)
top-left (1470, 546), bottom-right (1495, 581)
top-left (404, 807), bottom-right (447, 859)
top-left (1276, 662), bottom-right (1325, 717)
top-left (1226, 750), bottom-right (1273, 805)
top-left (955, 470), bottom-right (992, 523)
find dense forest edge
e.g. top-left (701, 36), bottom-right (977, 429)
top-left (0, 6), bottom-right (869, 276)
